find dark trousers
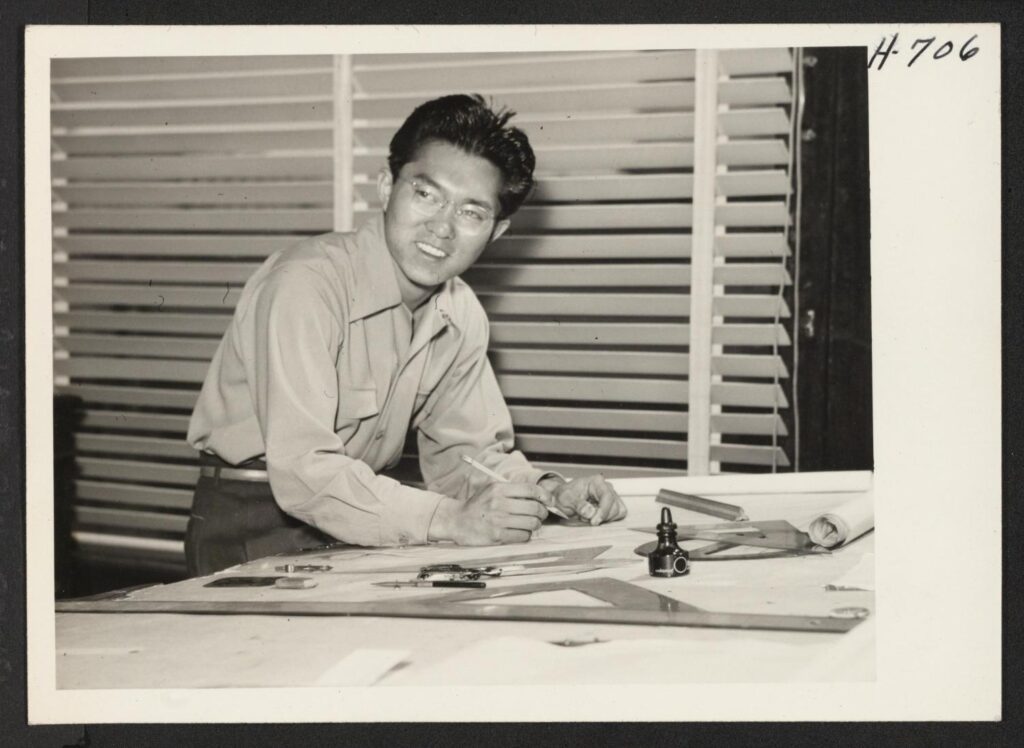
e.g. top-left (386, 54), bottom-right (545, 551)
top-left (184, 460), bottom-right (334, 577)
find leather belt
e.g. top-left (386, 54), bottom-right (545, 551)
top-left (199, 465), bottom-right (269, 482)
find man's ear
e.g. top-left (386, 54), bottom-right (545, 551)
top-left (490, 218), bottom-right (511, 243)
top-left (377, 168), bottom-right (394, 210)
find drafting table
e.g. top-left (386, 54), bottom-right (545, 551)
top-left (54, 472), bottom-right (874, 688)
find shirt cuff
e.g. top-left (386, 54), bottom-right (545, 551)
top-left (377, 484), bottom-right (447, 547)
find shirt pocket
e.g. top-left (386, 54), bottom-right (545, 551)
top-left (334, 387), bottom-right (380, 435)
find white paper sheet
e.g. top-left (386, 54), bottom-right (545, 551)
top-left (808, 493), bottom-right (874, 548)
top-left (825, 553), bottom-right (875, 592)
top-left (313, 648), bottom-right (410, 686)
top-left (391, 635), bottom-right (835, 685)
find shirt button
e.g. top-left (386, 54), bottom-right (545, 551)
top-left (374, 431), bottom-right (385, 440)
top-left (398, 533), bottom-right (410, 546)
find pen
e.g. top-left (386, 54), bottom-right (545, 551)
top-left (372, 580), bottom-right (486, 589)
top-left (461, 454), bottom-right (569, 519)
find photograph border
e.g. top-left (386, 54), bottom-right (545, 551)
top-left (15, 19), bottom-right (1004, 727)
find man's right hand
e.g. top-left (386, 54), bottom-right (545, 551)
top-left (428, 482), bottom-right (549, 545)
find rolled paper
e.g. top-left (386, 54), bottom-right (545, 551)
top-left (807, 493), bottom-right (874, 548)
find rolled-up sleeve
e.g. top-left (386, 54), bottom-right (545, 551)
top-left (240, 266), bottom-right (444, 546)
top-left (416, 300), bottom-right (545, 500)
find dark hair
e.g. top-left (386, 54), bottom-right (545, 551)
top-left (388, 94), bottom-right (535, 220)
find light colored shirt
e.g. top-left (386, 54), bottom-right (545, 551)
top-left (187, 214), bottom-right (547, 546)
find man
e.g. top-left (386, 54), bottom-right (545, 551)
top-left (185, 94), bottom-right (626, 576)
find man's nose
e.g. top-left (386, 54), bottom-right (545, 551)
top-left (427, 203), bottom-right (456, 238)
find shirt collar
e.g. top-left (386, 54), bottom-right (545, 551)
top-left (348, 213), bottom-right (458, 334)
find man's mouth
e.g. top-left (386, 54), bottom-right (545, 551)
top-left (415, 241), bottom-right (447, 259)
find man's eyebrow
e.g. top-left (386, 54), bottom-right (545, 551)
top-left (410, 172), bottom-right (496, 212)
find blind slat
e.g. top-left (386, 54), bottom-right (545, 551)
top-left (485, 292), bottom-right (795, 321)
top-left (55, 335), bottom-right (220, 360)
top-left (717, 48), bottom-right (793, 75)
top-left (716, 171), bottom-right (790, 198)
top-left (517, 433), bottom-right (686, 461)
top-left (56, 358), bottom-right (212, 383)
top-left (56, 384), bottom-right (199, 410)
top-left (54, 181), bottom-right (333, 207)
top-left (716, 202), bottom-right (789, 228)
top-left (52, 96), bottom-right (333, 128)
top-left (491, 322), bottom-right (689, 347)
top-left (55, 208), bottom-right (333, 232)
top-left (714, 413), bottom-right (789, 437)
top-left (77, 457), bottom-right (199, 486)
top-left (55, 311), bottom-right (230, 335)
top-left (715, 234), bottom-right (789, 258)
top-left (504, 204), bottom-right (693, 231)
top-left (711, 382), bottom-right (789, 409)
top-left (491, 349), bottom-right (687, 377)
top-left (74, 506), bottom-right (190, 534)
top-left (57, 261), bottom-right (260, 283)
top-left (75, 433), bottom-right (197, 460)
top-left (498, 374), bottom-right (686, 404)
top-left (510, 405), bottom-right (685, 434)
top-left (57, 234), bottom-right (306, 257)
top-left (465, 264), bottom-right (691, 288)
top-left (714, 443), bottom-right (790, 467)
top-left (354, 51), bottom-right (694, 91)
top-left (718, 108), bottom-right (790, 137)
top-left (53, 154), bottom-right (333, 180)
top-left (52, 56), bottom-right (333, 78)
top-left (487, 235), bottom-right (690, 260)
top-left (79, 410), bottom-right (191, 432)
top-left (54, 127), bottom-right (333, 156)
top-left (76, 480), bottom-right (194, 510)
top-left (492, 323), bottom-right (794, 349)
top-left (57, 284), bottom-right (244, 308)
top-left (71, 532), bottom-right (185, 564)
top-left (53, 70), bottom-right (333, 102)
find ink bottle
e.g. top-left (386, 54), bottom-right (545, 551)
top-left (647, 507), bottom-right (690, 577)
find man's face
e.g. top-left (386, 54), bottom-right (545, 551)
top-left (378, 140), bottom-right (510, 308)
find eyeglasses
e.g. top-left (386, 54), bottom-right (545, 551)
top-left (401, 178), bottom-right (496, 235)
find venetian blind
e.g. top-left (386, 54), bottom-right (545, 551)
top-left (51, 50), bottom-right (797, 573)
top-left (51, 56), bottom-right (335, 571)
top-left (345, 50), bottom-right (794, 480)
top-left (705, 49), bottom-right (794, 472)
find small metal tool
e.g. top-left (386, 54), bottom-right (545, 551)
top-left (417, 563), bottom-right (502, 581)
top-left (275, 563), bottom-right (332, 573)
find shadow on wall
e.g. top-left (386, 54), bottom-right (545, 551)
top-left (53, 394), bottom-right (186, 598)
top-left (53, 394), bottom-right (81, 599)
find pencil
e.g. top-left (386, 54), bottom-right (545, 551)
top-left (461, 454), bottom-right (569, 519)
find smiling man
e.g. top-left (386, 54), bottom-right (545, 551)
top-left (184, 94), bottom-right (626, 576)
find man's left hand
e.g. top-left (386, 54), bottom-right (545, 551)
top-left (540, 474), bottom-right (627, 526)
